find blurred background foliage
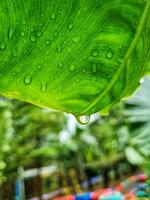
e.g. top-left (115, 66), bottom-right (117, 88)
top-left (0, 76), bottom-right (150, 199)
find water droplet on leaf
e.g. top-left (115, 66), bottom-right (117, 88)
top-left (37, 31), bottom-right (42, 37)
top-left (24, 75), bottom-right (32, 85)
top-left (8, 27), bottom-right (15, 39)
top-left (24, 49), bottom-right (27, 54)
top-left (51, 13), bottom-right (56, 19)
top-left (83, 68), bottom-right (86, 73)
top-left (91, 50), bottom-right (98, 57)
top-left (68, 23), bottom-right (73, 30)
top-left (21, 31), bottom-right (25, 37)
top-left (41, 82), bottom-right (47, 92)
top-left (72, 36), bottom-right (80, 43)
top-left (31, 35), bottom-right (36, 42)
top-left (58, 62), bottom-right (63, 68)
top-left (92, 64), bottom-right (97, 73)
top-left (45, 40), bottom-right (50, 46)
top-left (0, 42), bottom-right (6, 50)
top-left (106, 51), bottom-right (113, 59)
top-left (108, 75), bottom-right (112, 79)
top-left (69, 64), bottom-right (75, 72)
top-left (54, 32), bottom-right (58, 37)
top-left (14, 3), bottom-right (17, 8)
top-left (12, 50), bottom-right (17, 57)
top-left (117, 58), bottom-right (123, 63)
top-left (37, 64), bottom-right (42, 69)
top-left (57, 45), bottom-right (62, 52)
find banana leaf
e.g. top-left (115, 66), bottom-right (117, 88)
top-left (0, 0), bottom-right (150, 119)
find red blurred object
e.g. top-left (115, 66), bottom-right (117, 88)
top-left (136, 174), bottom-right (148, 182)
top-left (115, 184), bottom-right (124, 192)
top-left (54, 195), bottom-right (75, 200)
top-left (91, 189), bottom-right (112, 200)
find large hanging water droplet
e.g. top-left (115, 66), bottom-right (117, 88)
top-left (140, 78), bottom-right (144, 84)
top-left (24, 75), bottom-right (32, 85)
top-left (69, 64), bottom-right (75, 72)
top-left (106, 51), bottom-right (113, 59)
top-left (76, 115), bottom-right (90, 125)
top-left (0, 42), bottom-right (6, 50)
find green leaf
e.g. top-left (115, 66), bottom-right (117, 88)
top-left (125, 146), bottom-right (145, 165)
top-left (0, 0), bottom-right (150, 116)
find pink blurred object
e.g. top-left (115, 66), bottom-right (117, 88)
top-left (136, 174), bottom-right (148, 182)
top-left (91, 189), bottom-right (112, 200)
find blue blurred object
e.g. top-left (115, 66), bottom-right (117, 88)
top-left (15, 180), bottom-right (22, 200)
top-left (99, 192), bottom-right (124, 200)
top-left (75, 192), bottom-right (91, 200)
top-left (90, 175), bottom-right (103, 185)
top-left (135, 183), bottom-right (148, 191)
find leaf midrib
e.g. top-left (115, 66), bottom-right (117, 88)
top-left (81, 1), bottom-right (150, 115)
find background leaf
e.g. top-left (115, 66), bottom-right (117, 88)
top-left (125, 146), bottom-right (145, 165)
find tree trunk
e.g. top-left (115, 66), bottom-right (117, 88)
top-left (1, 181), bottom-right (14, 200)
